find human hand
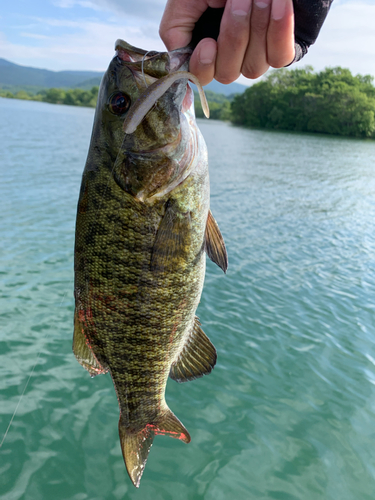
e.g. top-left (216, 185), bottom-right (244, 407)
top-left (159, 0), bottom-right (295, 86)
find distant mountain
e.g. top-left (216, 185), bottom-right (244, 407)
top-left (74, 76), bottom-right (102, 90)
top-left (203, 79), bottom-right (247, 96)
top-left (0, 58), bottom-right (246, 95)
top-left (0, 58), bottom-right (103, 90)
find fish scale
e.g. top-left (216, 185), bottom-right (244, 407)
top-left (73, 39), bottom-right (227, 487)
top-left (76, 168), bottom-right (205, 393)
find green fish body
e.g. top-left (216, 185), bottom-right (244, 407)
top-left (73, 40), bottom-right (227, 487)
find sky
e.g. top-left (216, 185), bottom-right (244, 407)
top-left (0, 0), bottom-right (374, 86)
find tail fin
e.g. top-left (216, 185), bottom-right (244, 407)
top-left (119, 409), bottom-right (191, 488)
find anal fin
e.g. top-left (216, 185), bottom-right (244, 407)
top-left (73, 310), bottom-right (108, 377)
top-left (170, 317), bottom-right (217, 383)
top-left (205, 210), bottom-right (228, 273)
top-left (119, 409), bottom-right (190, 488)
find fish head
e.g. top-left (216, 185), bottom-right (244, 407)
top-left (88, 40), bottom-right (194, 159)
top-left (114, 40), bottom-right (195, 150)
top-left (85, 40), bottom-right (203, 201)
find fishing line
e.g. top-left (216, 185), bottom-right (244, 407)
top-left (0, 339), bottom-right (50, 448)
top-left (0, 289), bottom-right (68, 449)
top-left (0, 114), bottom-right (128, 449)
top-left (1, 51), bottom-right (158, 449)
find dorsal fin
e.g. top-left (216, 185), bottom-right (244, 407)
top-left (170, 317), bottom-right (217, 383)
top-left (205, 210), bottom-right (228, 273)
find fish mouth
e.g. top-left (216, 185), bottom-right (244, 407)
top-left (114, 39), bottom-right (207, 150)
top-left (115, 39), bottom-right (192, 79)
top-left (115, 39), bottom-right (193, 121)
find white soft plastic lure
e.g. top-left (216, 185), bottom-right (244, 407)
top-left (123, 71), bottom-right (209, 134)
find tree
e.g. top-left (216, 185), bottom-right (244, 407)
top-left (231, 66), bottom-right (375, 138)
top-left (44, 88), bottom-right (66, 104)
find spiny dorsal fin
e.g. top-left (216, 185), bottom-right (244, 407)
top-left (119, 409), bottom-right (190, 488)
top-left (72, 311), bottom-right (108, 377)
top-left (205, 210), bottom-right (228, 273)
top-left (170, 317), bottom-right (217, 383)
top-left (151, 201), bottom-right (191, 273)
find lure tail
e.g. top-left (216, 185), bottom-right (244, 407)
top-left (119, 409), bottom-right (191, 487)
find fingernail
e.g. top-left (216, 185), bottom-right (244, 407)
top-left (271, 0), bottom-right (286, 19)
top-left (255, 0), bottom-right (270, 8)
top-left (199, 43), bottom-right (216, 65)
top-left (231, 0), bottom-right (252, 16)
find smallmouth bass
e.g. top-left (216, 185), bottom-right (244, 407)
top-left (73, 39), bottom-right (228, 488)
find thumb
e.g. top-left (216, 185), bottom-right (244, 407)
top-left (189, 38), bottom-right (217, 86)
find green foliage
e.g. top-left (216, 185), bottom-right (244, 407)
top-left (0, 86), bottom-right (99, 108)
top-left (194, 91), bottom-right (232, 121)
top-left (2, 85), bottom-right (233, 120)
top-left (231, 66), bottom-right (375, 138)
top-left (4, 66), bottom-right (374, 140)
top-left (0, 83), bottom-right (54, 95)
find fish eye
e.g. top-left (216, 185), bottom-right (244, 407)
top-left (108, 92), bottom-right (131, 115)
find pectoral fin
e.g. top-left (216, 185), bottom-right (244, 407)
top-left (151, 201), bottom-right (191, 273)
top-left (119, 409), bottom-right (190, 488)
top-left (72, 311), bottom-right (108, 377)
top-left (170, 317), bottom-right (217, 383)
top-left (205, 210), bottom-right (228, 273)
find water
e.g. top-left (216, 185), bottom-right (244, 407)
top-left (1, 97), bottom-right (375, 500)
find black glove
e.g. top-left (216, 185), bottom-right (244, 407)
top-left (292, 0), bottom-right (334, 63)
top-left (191, 1), bottom-right (334, 64)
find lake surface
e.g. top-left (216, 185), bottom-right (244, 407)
top-left (1, 97), bottom-right (375, 500)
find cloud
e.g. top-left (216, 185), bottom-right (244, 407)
top-left (52, 0), bottom-right (166, 21)
top-left (235, 0), bottom-right (375, 86)
top-left (0, 15), bottom-right (165, 71)
top-left (20, 32), bottom-right (50, 40)
top-left (0, 0), bottom-right (169, 71)
top-left (89, 0), bottom-right (166, 20)
top-left (52, 0), bottom-right (101, 9)
top-left (1, 0), bottom-right (374, 84)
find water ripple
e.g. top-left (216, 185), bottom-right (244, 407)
top-left (2, 101), bottom-right (375, 499)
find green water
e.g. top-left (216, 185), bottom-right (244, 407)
top-left (1, 97), bottom-right (375, 500)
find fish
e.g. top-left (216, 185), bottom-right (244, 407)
top-left (73, 39), bottom-right (228, 488)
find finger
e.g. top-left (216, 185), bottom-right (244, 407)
top-left (241, 0), bottom-right (272, 79)
top-left (159, 0), bottom-right (226, 51)
top-left (189, 38), bottom-right (217, 86)
top-left (267, 0), bottom-right (294, 67)
top-left (214, 0), bottom-right (253, 84)
top-left (159, 0), bottom-right (204, 51)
